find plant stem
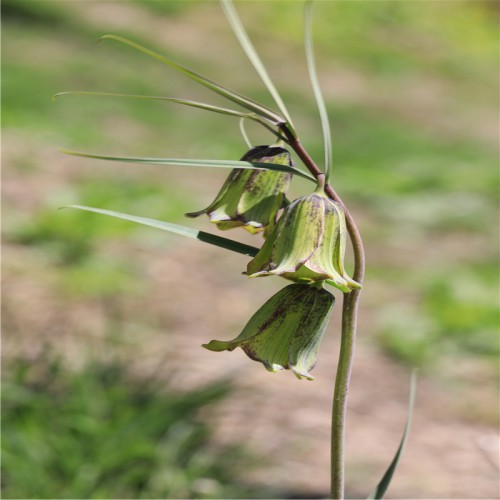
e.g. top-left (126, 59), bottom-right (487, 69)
top-left (281, 124), bottom-right (366, 500)
top-left (330, 288), bottom-right (362, 499)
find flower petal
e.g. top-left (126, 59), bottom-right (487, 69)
top-left (247, 194), bottom-right (325, 277)
top-left (288, 286), bottom-right (335, 379)
top-left (203, 284), bottom-right (328, 377)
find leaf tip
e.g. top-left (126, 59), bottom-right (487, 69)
top-left (97, 34), bottom-right (113, 44)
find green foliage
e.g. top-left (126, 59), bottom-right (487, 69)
top-left (377, 265), bottom-right (499, 366)
top-left (2, 354), bottom-right (262, 499)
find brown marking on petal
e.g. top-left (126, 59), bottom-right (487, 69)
top-left (243, 170), bottom-right (261, 195)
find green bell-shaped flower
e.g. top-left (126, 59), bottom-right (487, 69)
top-left (203, 283), bottom-right (334, 380)
top-left (246, 182), bottom-right (361, 292)
top-left (186, 145), bottom-right (292, 234)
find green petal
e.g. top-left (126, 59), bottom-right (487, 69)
top-left (211, 220), bottom-right (245, 231)
top-left (186, 169), bottom-right (242, 219)
top-left (288, 286), bottom-right (335, 379)
top-left (203, 284), bottom-right (311, 372)
top-left (331, 201), bottom-right (362, 290)
top-left (236, 148), bottom-right (291, 229)
top-left (271, 195), bottom-right (325, 274)
top-left (188, 147), bottom-right (292, 233)
top-left (245, 213), bottom-right (282, 276)
top-left (241, 285), bottom-right (316, 372)
top-left (301, 197), bottom-right (351, 291)
top-left (247, 194), bottom-right (325, 277)
top-left (305, 197), bottom-right (339, 276)
top-left (204, 284), bottom-right (335, 379)
top-left (238, 172), bottom-right (290, 229)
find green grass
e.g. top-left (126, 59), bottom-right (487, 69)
top-left (376, 263), bottom-right (499, 366)
top-left (2, 353), bottom-right (267, 499)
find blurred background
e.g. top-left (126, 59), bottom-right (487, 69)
top-left (2, 1), bottom-right (499, 498)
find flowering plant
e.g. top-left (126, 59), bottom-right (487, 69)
top-left (57, 1), bottom-right (415, 498)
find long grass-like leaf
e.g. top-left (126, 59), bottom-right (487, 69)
top-left (65, 205), bottom-right (260, 257)
top-left (99, 34), bottom-right (284, 125)
top-left (367, 372), bottom-right (417, 499)
top-left (60, 149), bottom-right (315, 181)
top-left (239, 118), bottom-right (253, 149)
top-left (304, 1), bottom-right (332, 182)
top-left (53, 91), bottom-right (286, 140)
top-left (54, 91), bottom-right (256, 118)
top-left (220, 0), bottom-right (295, 134)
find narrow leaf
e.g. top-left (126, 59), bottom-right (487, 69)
top-left (220, 0), bottom-right (295, 133)
top-left (99, 34), bottom-right (284, 125)
top-left (367, 371), bottom-right (417, 499)
top-left (60, 149), bottom-right (316, 181)
top-left (54, 91), bottom-right (258, 118)
top-left (65, 205), bottom-right (260, 257)
top-left (304, 1), bottom-right (332, 182)
top-left (53, 91), bottom-right (285, 140)
top-left (239, 118), bottom-right (253, 149)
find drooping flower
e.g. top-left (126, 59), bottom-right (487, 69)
top-left (203, 283), bottom-right (335, 380)
top-left (186, 145), bottom-right (292, 234)
top-left (246, 183), bottom-right (361, 292)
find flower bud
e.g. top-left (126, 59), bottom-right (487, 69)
top-left (246, 188), bottom-right (361, 292)
top-left (203, 283), bottom-right (335, 380)
top-left (186, 145), bottom-right (292, 234)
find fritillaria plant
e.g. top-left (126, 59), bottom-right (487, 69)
top-left (56, 1), bottom-right (415, 498)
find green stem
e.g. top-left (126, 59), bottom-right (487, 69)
top-left (281, 124), bottom-right (366, 500)
top-left (330, 289), bottom-right (362, 499)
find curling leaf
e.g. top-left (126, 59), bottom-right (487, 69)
top-left (239, 118), bottom-right (253, 149)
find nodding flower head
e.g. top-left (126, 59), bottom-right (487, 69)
top-left (186, 145), bottom-right (292, 234)
top-left (203, 283), bottom-right (335, 380)
top-left (246, 182), bottom-right (361, 293)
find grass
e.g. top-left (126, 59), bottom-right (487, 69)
top-left (2, 353), bottom-right (266, 499)
top-left (377, 277), bottom-right (499, 366)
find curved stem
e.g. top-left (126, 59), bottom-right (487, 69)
top-left (281, 124), bottom-right (366, 499)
